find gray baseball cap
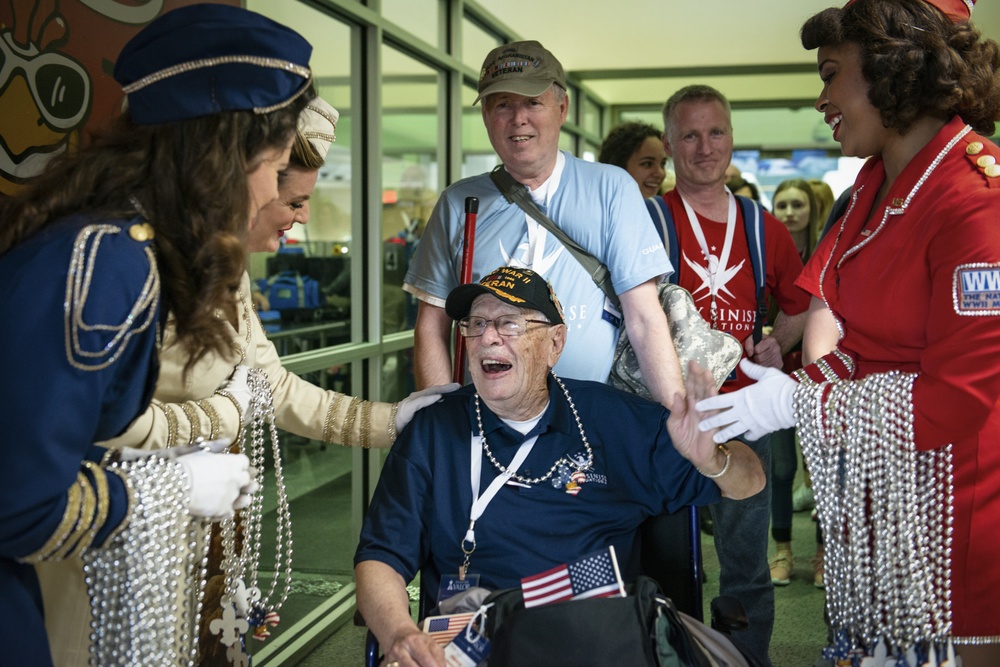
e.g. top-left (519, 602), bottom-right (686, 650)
top-left (474, 40), bottom-right (566, 106)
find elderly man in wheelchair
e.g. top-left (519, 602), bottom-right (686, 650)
top-left (355, 267), bottom-right (765, 667)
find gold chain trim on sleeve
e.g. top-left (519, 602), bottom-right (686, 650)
top-left (322, 394), bottom-right (346, 444)
top-left (360, 401), bottom-right (373, 450)
top-left (179, 401), bottom-right (202, 442)
top-left (197, 399), bottom-right (221, 440)
top-left (158, 401), bottom-right (179, 448)
top-left (18, 479), bottom-right (84, 563)
top-left (215, 390), bottom-right (244, 440)
top-left (342, 397), bottom-right (362, 448)
top-left (388, 402), bottom-right (400, 444)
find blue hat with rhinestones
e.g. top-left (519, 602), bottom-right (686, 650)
top-left (114, 3), bottom-right (312, 125)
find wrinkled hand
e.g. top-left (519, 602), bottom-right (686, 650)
top-left (667, 361), bottom-right (725, 469)
top-left (395, 383), bottom-right (460, 433)
top-left (218, 365), bottom-right (252, 418)
top-left (744, 334), bottom-right (783, 369)
top-left (696, 359), bottom-right (797, 443)
top-left (383, 626), bottom-right (446, 667)
top-left (176, 451), bottom-right (257, 519)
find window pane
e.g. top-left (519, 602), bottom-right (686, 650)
top-left (382, 0), bottom-right (440, 49)
top-left (462, 85), bottom-right (496, 178)
top-left (381, 44), bottom-right (442, 401)
top-left (461, 16), bottom-right (502, 71)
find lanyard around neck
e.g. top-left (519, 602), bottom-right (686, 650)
top-left (679, 190), bottom-right (738, 299)
top-left (460, 433), bottom-right (537, 577)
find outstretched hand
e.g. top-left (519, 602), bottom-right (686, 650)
top-left (696, 358), bottom-right (797, 443)
top-left (667, 361), bottom-right (724, 470)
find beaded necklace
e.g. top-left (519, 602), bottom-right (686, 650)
top-left (795, 372), bottom-right (954, 662)
top-left (84, 456), bottom-right (209, 666)
top-left (213, 367), bottom-right (293, 660)
top-left (475, 372), bottom-right (592, 485)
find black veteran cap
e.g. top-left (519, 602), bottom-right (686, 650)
top-left (474, 40), bottom-right (566, 105)
top-left (446, 266), bottom-right (565, 325)
top-left (114, 3), bottom-right (312, 125)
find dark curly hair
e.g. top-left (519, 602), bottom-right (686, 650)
top-left (801, 0), bottom-right (1000, 135)
top-left (598, 121), bottom-right (662, 169)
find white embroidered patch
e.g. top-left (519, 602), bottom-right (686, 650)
top-left (953, 263), bottom-right (1000, 316)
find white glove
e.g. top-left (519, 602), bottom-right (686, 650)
top-left (695, 359), bottom-right (797, 443)
top-left (395, 383), bottom-right (460, 433)
top-left (218, 365), bottom-right (252, 418)
top-left (176, 450), bottom-right (256, 519)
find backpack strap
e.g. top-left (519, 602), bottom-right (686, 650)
top-left (645, 196), bottom-right (680, 285)
top-left (736, 195), bottom-right (767, 344)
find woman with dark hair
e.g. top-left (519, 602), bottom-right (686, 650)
top-left (598, 121), bottom-right (668, 198)
top-left (0, 4), bottom-right (316, 665)
top-left (697, 1), bottom-right (1000, 664)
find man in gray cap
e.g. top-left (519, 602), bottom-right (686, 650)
top-left (404, 41), bottom-right (684, 406)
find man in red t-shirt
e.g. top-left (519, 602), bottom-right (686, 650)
top-left (656, 84), bottom-right (810, 667)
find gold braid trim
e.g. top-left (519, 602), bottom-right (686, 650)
top-left (51, 473), bottom-right (97, 561)
top-left (18, 477), bottom-right (84, 563)
top-left (157, 401), bottom-right (180, 448)
top-left (388, 402), bottom-right (401, 444)
top-left (342, 397), bottom-right (362, 448)
top-left (360, 401), bottom-right (373, 449)
top-left (215, 389), bottom-right (244, 440)
top-left (197, 399), bottom-right (221, 440)
top-left (67, 462), bottom-right (111, 558)
top-left (322, 394), bottom-right (346, 444)
top-left (179, 401), bottom-right (202, 442)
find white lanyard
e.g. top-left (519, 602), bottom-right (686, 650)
top-left (460, 433), bottom-right (537, 578)
top-left (679, 190), bottom-right (738, 328)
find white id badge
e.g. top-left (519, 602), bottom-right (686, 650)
top-left (601, 296), bottom-right (622, 328)
top-left (443, 631), bottom-right (490, 667)
top-left (437, 573), bottom-right (481, 605)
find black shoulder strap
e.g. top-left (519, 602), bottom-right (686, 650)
top-left (735, 195), bottom-right (767, 344)
top-left (489, 165), bottom-right (620, 309)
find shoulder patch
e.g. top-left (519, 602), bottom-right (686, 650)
top-left (953, 263), bottom-right (1000, 316)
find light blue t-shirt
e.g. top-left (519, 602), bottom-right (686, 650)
top-left (404, 152), bottom-right (672, 381)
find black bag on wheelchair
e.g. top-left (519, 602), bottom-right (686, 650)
top-left (481, 575), bottom-right (723, 667)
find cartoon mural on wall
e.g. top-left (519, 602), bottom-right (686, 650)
top-left (0, 0), bottom-right (235, 196)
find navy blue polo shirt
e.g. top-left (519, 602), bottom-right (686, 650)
top-left (355, 377), bottom-right (720, 596)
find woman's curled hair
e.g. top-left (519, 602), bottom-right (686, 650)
top-left (801, 0), bottom-right (1000, 135)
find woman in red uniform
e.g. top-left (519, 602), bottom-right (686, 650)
top-left (697, 0), bottom-right (1000, 664)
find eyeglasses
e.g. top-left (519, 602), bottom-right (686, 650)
top-left (458, 315), bottom-right (554, 338)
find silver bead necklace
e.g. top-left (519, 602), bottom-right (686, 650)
top-left (795, 371), bottom-right (954, 661)
top-left (215, 367), bottom-right (294, 660)
top-left (475, 372), bottom-right (592, 485)
top-left (83, 456), bottom-right (209, 666)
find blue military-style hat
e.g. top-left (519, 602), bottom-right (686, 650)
top-left (113, 3), bottom-right (313, 125)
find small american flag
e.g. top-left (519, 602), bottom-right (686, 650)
top-left (421, 612), bottom-right (477, 645)
top-left (520, 546), bottom-right (625, 609)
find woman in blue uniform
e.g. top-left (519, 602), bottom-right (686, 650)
top-left (0, 4), bottom-right (316, 665)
